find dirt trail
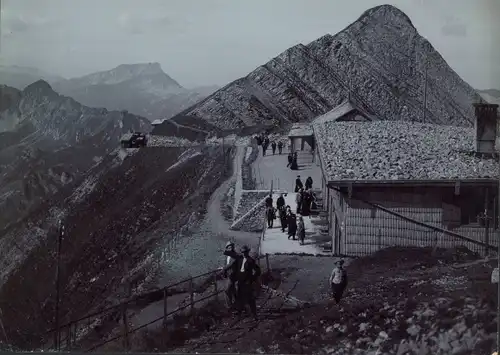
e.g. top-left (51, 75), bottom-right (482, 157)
top-left (158, 143), bottom-right (261, 286)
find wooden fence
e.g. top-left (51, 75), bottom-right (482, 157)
top-left (45, 254), bottom-right (271, 352)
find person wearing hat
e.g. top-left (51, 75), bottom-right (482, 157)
top-left (294, 175), bottom-right (303, 193)
top-left (236, 245), bottom-right (261, 320)
top-left (329, 259), bottom-right (348, 304)
top-left (222, 241), bottom-right (240, 309)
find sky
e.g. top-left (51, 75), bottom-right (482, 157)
top-left (1, 0), bottom-right (499, 89)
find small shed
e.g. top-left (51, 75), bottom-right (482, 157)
top-left (288, 123), bottom-right (315, 152)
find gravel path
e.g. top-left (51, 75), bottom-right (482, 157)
top-left (157, 145), bottom-right (261, 286)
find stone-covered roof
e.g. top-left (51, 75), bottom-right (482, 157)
top-left (313, 101), bottom-right (375, 125)
top-left (288, 123), bottom-right (313, 137)
top-left (312, 120), bottom-right (499, 183)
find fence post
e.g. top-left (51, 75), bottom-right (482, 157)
top-left (189, 278), bottom-right (194, 315)
top-left (163, 288), bottom-right (168, 327)
top-left (265, 254), bottom-right (270, 272)
top-left (377, 228), bottom-right (382, 251)
top-left (213, 272), bottom-right (218, 300)
top-left (73, 322), bottom-right (78, 346)
top-left (66, 325), bottom-right (71, 350)
top-left (122, 303), bottom-right (130, 351)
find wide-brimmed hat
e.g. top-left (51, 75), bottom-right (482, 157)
top-left (336, 259), bottom-right (345, 265)
top-left (241, 245), bottom-right (250, 253)
top-left (225, 241), bottom-right (235, 248)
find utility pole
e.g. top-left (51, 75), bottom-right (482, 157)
top-left (54, 220), bottom-right (64, 351)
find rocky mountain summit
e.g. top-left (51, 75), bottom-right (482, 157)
top-left (0, 81), bottom-right (150, 229)
top-left (51, 63), bottom-right (217, 121)
top-left (162, 4), bottom-right (481, 130)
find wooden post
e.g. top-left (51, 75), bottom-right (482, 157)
top-left (189, 278), bottom-right (194, 315)
top-left (163, 288), bottom-right (168, 327)
top-left (66, 325), bottom-right (71, 350)
top-left (265, 254), bottom-right (270, 272)
top-left (377, 228), bottom-right (382, 251)
top-left (213, 272), bottom-right (218, 300)
top-left (122, 303), bottom-right (129, 351)
top-left (484, 188), bottom-right (490, 256)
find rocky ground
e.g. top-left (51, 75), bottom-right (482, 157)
top-left (153, 246), bottom-right (497, 354)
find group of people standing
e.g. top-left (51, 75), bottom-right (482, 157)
top-left (294, 175), bottom-right (316, 216)
top-left (265, 194), bottom-right (307, 245)
top-left (221, 242), bottom-right (262, 320)
top-left (255, 134), bottom-right (284, 156)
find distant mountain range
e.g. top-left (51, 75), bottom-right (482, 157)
top-left (478, 88), bottom-right (500, 105)
top-left (0, 63), bottom-right (219, 121)
top-left (155, 5), bottom-right (482, 132)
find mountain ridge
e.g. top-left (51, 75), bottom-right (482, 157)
top-left (158, 4), bottom-right (480, 132)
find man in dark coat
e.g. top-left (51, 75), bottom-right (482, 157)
top-left (265, 194), bottom-right (273, 208)
top-left (287, 153), bottom-right (293, 168)
top-left (287, 213), bottom-right (297, 240)
top-left (277, 141), bottom-right (284, 154)
top-left (222, 242), bottom-right (241, 308)
top-left (266, 207), bottom-right (276, 228)
top-left (276, 194), bottom-right (285, 210)
top-left (271, 141), bottom-right (277, 155)
top-left (301, 190), bottom-right (311, 216)
top-left (279, 207), bottom-right (288, 232)
top-left (236, 245), bottom-right (261, 320)
top-left (291, 153), bottom-right (298, 170)
top-left (294, 176), bottom-right (303, 193)
top-left (305, 176), bottom-right (313, 190)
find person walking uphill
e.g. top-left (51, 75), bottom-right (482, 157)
top-left (296, 189), bottom-right (303, 214)
top-left (329, 259), bottom-right (348, 304)
top-left (305, 176), bottom-right (313, 190)
top-left (265, 194), bottom-right (273, 208)
top-left (287, 153), bottom-right (293, 168)
top-left (222, 241), bottom-right (240, 309)
top-left (266, 206), bottom-right (276, 228)
top-left (297, 215), bottom-right (306, 245)
top-left (295, 175), bottom-right (303, 193)
top-left (236, 245), bottom-right (261, 320)
top-left (276, 193), bottom-right (285, 211)
top-left (271, 141), bottom-right (277, 155)
top-left (278, 141), bottom-right (283, 154)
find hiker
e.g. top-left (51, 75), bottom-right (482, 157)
top-left (278, 141), bottom-right (284, 154)
top-left (279, 206), bottom-right (288, 232)
top-left (287, 213), bottom-right (297, 240)
top-left (271, 141), bottom-right (277, 155)
top-left (294, 176), bottom-right (303, 193)
top-left (301, 190), bottom-right (312, 216)
top-left (264, 136), bottom-right (270, 147)
top-left (222, 241), bottom-right (240, 309)
top-left (291, 152), bottom-right (298, 170)
top-left (297, 216), bottom-right (305, 245)
top-left (296, 189), bottom-right (303, 214)
top-left (266, 206), bottom-right (276, 228)
top-left (265, 194), bottom-right (273, 208)
top-left (262, 142), bottom-right (267, 156)
top-left (276, 193), bottom-right (285, 210)
top-left (305, 176), bottom-right (313, 190)
top-left (236, 245), bottom-right (261, 320)
top-left (329, 260), bottom-right (348, 304)
top-left (287, 153), bottom-right (293, 168)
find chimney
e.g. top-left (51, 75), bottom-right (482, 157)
top-left (473, 103), bottom-right (499, 154)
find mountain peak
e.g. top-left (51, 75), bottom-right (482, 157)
top-left (115, 62), bottom-right (163, 75)
top-left (359, 4), bottom-right (414, 28)
top-left (23, 80), bottom-right (54, 93)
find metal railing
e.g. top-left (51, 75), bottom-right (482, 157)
top-left (45, 252), bottom-right (272, 352)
